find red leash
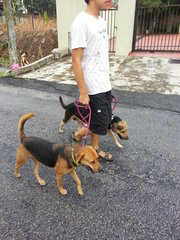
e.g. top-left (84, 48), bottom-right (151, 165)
top-left (74, 98), bottom-right (91, 147)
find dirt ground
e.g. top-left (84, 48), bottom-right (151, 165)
top-left (0, 25), bottom-right (58, 66)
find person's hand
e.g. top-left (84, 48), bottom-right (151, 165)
top-left (79, 92), bottom-right (90, 106)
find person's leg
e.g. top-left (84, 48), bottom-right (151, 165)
top-left (90, 132), bottom-right (112, 160)
top-left (74, 128), bottom-right (112, 159)
top-left (73, 92), bottom-right (112, 160)
top-left (87, 91), bottom-right (112, 160)
top-left (74, 127), bottom-right (88, 140)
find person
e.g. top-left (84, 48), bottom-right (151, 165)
top-left (70, 0), bottom-right (113, 160)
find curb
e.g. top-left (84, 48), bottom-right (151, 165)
top-left (4, 48), bottom-right (69, 77)
top-left (1, 76), bottom-right (180, 113)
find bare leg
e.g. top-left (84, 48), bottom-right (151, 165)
top-left (74, 127), bottom-right (88, 139)
top-left (90, 132), bottom-right (112, 159)
top-left (75, 128), bottom-right (112, 159)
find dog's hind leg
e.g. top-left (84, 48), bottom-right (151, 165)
top-left (59, 120), bottom-right (65, 133)
top-left (77, 119), bottom-right (82, 132)
top-left (70, 169), bottom-right (83, 195)
top-left (33, 159), bottom-right (46, 186)
top-left (15, 145), bottom-right (29, 178)
top-left (59, 112), bottom-right (72, 134)
top-left (56, 173), bottom-right (67, 195)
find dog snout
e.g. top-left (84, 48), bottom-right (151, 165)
top-left (93, 163), bottom-right (102, 173)
top-left (98, 164), bottom-right (102, 171)
top-left (99, 166), bottom-right (103, 172)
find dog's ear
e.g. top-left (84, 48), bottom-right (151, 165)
top-left (75, 151), bottom-right (85, 163)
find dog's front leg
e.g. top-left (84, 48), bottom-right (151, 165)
top-left (70, 169), bottom-right (83, 196)
top-left (107, 129), bottom-right (123, 148)
top-left (56, 173), bottom-right (67, 195)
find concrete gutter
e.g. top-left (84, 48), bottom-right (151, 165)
top-left (4, 48), bottom-right (69, 77)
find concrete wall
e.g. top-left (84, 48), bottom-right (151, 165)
top-left (56, 0), bottom-right (136, 56)
top-left (56, 0), bottom-right (86, 51)
top-left (116, 0), bottom-right (136, 55)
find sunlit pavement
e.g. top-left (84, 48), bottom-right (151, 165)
top-left (19, 54), bottom-right (180, 95)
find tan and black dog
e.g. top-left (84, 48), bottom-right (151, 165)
top-left (15, 113), bottom-right (101, 196)
top-left (58, 96), bottom-right (128, 148)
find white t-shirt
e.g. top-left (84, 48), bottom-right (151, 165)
top-left (71, 12), bottom-right (112, 95)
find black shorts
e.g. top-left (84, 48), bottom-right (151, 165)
top-left (89, 91), bottom-right (112, 135)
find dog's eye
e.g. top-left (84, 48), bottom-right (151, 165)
top-left (117, 126), bottom-right (124, 131)
top-left (91, 160), bottom-right (95, 163)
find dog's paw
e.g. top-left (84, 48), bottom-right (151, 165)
top-left (78, 187), bottom-right (83, 196)
top-left (78, 190), bottom-right (84, 196)
top-left (59, 129), bottom-right (63, 134)
top-left (39, 179), bottom-right (46, 186)
top-left (117, 143), bottom-right (123, 148)
top-left (15, 173), bottom-right (21, 178)
top-left (60, 188), bottom-right (67, 195)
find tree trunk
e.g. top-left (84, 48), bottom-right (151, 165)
top-left (3, 0), bottom-right (18, 65)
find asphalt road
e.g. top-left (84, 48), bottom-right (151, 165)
top-left (0, 77), bottom-right (180, 240)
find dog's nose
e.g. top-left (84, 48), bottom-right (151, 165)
top-left (98, 165), bottom-right (103, 172)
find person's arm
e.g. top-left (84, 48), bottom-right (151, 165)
top-left (72, 48), bottom-right (89, 105)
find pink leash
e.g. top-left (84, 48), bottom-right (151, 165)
top-left (74, 98), bottom-right (91, 147)
top-left (74, 95), bottom-right (117, 146)
top-left (111, 95), bottom-right (118, 111)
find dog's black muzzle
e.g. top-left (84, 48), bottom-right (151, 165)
top-left (118, 133), bottom-right (129, 140)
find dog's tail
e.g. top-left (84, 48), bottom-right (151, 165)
top-left (18, 112), bottom-right (34, 141)
top-left (59, 96), bottom-right (67, 110)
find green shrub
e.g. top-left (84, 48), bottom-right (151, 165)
top-left (0, 57), bottom-right (10, 66)
top-left (1, 41), bottom-right (8, 50)
top-left (44, 11), bottom-right (48, 25)
top-left (0, 72), bottom-right (4, 77)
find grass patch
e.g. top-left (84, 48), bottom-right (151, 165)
top-left (0, 57), bottom-right (10, 67)
top-left (0, 72), bottom-right (4, 77)
top-left (0, 72), bottom-right (15, 77)
top-left (7, 72), bottom-right (14, 77)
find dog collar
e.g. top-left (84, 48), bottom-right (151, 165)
top-left (71, 149), bottom-right (80, 167)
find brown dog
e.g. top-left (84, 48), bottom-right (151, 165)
top-left (58, 96), bottom-right (128, 148)
top-left (15, 113), bottom-right (101, 196)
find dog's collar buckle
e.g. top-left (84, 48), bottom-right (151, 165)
top-left (71, 149), bottom-right (80, 167)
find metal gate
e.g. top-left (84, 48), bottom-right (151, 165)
top-left (133, 4), bottom-right (180, 52)
top-left (100, 7), bottom-right (118, 53)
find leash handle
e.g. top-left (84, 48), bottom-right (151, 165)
top-left (74, 98), bottom-right (91, 146)
top-left (111, 95), bottom-right (118, 111)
